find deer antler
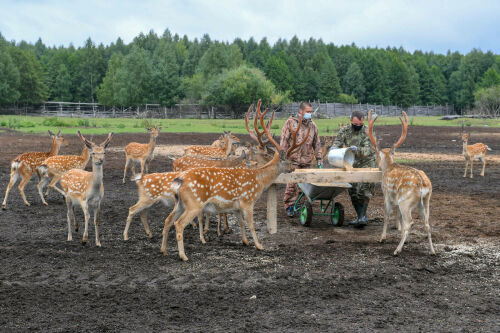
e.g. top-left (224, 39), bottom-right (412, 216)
top-left (286, 114), bottom-right (311, 158)
top-left (253, 100), bottom-right (274, 148)
top-left (245, 104), bottom-right (259, 143)
top-left (368, 109), bottom-right (379, 154)
top-left (393, 111), bottom-right (408, 149)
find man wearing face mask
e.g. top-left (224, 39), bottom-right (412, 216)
top-left (331, 110), bottom-right (376, 227)
top-left (280, 102), bottom-right (322, 217)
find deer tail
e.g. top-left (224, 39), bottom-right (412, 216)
top-left (486, 145), bottom-right (492, 151)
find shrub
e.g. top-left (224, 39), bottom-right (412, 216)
top-left (76, 119), bottom-right (90, 127)
top-left (42, 117), bottom-right (69, 127)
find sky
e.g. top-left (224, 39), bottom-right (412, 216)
top-left (1, 0), bottom-right (499, 54)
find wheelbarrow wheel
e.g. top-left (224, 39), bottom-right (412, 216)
top-left (331, 202), bottom-right (344, 226)
top-left (300, 201), bottom-right (313, 227)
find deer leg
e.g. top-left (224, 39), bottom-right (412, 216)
top-left (242, 208), bottom-right (263, 250)
top-left (145, 160), bottom-right (150, 174)
top-left (161, 203), bottom-right (183, 256)
top-left (140, 159), bottom-right (146, 176)
top-left (139, 211), bottom-right (153, 239)
top-left (47, 175), bottom-right (64, 196)
top-left (480, 156), bottom-right (486, 176)
top-left (37, 176), bottom-right (50, 206)
top-left (470, 159), bottom-right (474, 178)
top-left (217, 214), bottom-right (222, 237)
top-left (82, 202), bottom-right (90, 245)
top-left (198, 213), bottom-right (206, 244)
top-left (174, 210), bottom-right (199, 261)
top-left (238, 211), bottom-right (249, 246)
top-left (463, 159), bottom-right (468, 178)
top-left (65, 196), bottom-right (73, 241)
top-left (223, 213), bottom-right (230, 234)
top-left (124, 198), bottom-right (154, 240)
top-left (73, 206), bottom-right (78, 232)
top-left (93, 204), bottom-right (102, 247)
top-left (394, 203), bottom-right (413, 255)
top-left (122, 158), bottom-right (130, 184)
top-left (2, 168), bottom-right (19, 209)
top-left (203, 213), bottom-right (210, 235)
top-left (18, 172), bottom-right (33, 207)
top-left (380, 200), bottom-right (392, 243)
top-left (396, 207), bottom-right (402, 231)
top-left (420, 194), bottom-right (435, 255)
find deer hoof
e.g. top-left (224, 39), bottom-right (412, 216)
top-left (379, 238), bottom-right (386, 243)
top-left (25, 202), bottom-right (31, 207)
top-left (179, 254), bottom-right (189, 262)
top-left (255, 243), bottom-right (264, 251)
top-left (2, 205), bottom-right (7, 210)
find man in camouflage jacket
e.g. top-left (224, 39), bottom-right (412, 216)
top-left (280, 102), bottom-right (322, 217)
top-left (332, 110), bottom-right (376, 227)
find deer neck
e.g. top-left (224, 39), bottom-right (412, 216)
top-left (254, 153), bottom-right (281, 190)
top-left (48, 139), bottom-right (61, 157)
top-left (80, 146), bottom-right (90, 164)
top-left (148, 134), bottom-right (157, 153)
top-left (224, 138), bottom-right (233, 156)
top-left (462, 140), bottom-right (468, 155)
top-left (90, 162), bottom-right (104, 193)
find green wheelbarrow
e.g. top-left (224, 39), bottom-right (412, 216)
top-left (293, 182), bottom-right (352, 227)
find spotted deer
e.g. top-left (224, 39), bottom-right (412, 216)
top-left (184, 131), bottom-right (236, 158)
top-left (59, 131), bottom-right (113, 246)
top-left (462, 133), bottom-right (491, 178)
top-left (37, 142), bottom-right (90, 205)
top-left (123, 171), bottom-right (201, 242)
top-left (368, 109), bottom-right (435, 255)
top-left (161, 99), bottom-right (310, 261)
top-left (122, 121), bottom-right (161, 183)
top-left (2, 130), bottom-right (66, 209)
top-left (211, 132), bottom-right (240, 155)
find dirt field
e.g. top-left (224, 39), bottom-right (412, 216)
top-left (0, 126), bottom-right (499, 332)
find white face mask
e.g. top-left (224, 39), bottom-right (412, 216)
top-left (303, 113), bottom-right (312, 120)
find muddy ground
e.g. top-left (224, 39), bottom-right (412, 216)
top-left (0, 126), bottom-right (499, 332)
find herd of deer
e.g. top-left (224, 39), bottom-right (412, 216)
top-left (0, 102), bottom-right (493, 259)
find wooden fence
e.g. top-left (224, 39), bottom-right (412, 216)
top-left (0, 101), bottom-right (454, 119)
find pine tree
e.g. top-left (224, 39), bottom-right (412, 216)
top-left (343, 62), bottom-right (365, 101)
top-left (318, 59), bottom-right (341, 102)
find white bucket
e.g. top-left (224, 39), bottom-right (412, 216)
top-left (327, 148), bottom-right (355, 169)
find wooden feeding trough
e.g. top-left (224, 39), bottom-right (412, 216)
top-left (265, 168), bottom-right (382, 233)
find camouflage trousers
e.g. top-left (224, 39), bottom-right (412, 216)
top-left (349, 157), bottom-right (376, 201)
top-left (283, 163), bottom-right (310, 209)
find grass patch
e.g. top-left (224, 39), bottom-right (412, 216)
top-left (1, 115), bottom-right (499, 135)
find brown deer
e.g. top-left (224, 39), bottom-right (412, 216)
top-left (122, 122), bottom-right (161, 183)
top-left (367, 109), bottom-right (435, 256)
top-left (123, 171), bottom-right (202, 242)
top-left (160, 99), bottom-right (310, 261)
top-left (211, 132), bottom-right (240, 155)
top-left (184, 131), bottom-right (236, 158)
top-left (461, 133), bottom-right (491, 178)
top-left (37, 141), bottom-right (90, 205)
top-left (59, 131), bottom-right (113, 246)
top-left (2, 130), bottom-right (66, 209)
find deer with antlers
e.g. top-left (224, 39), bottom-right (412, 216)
top-left (368, 109), bottom-right (435, 255)
top-left (160, 99), bottom-right (310, 261)
top-left (2, 130), bottom-right (66, 209)
top-left (37, 139), bottom-right (91, 205)
top-left (184, 131), bottom-right (236, 158)
top-left (461, 133), bottom-right (491, 178)
top-left (59, 131), bottom-right (113, 246)
top-left (122, 121), bottom-right (161, 183)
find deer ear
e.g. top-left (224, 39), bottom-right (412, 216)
top-left (57, 130), bottom-right (62, 136)
top-left (48, 130), bottom-right (55, 137)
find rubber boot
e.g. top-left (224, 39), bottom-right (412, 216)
top-left (349, 198), bottom-right (363, 226)
top-left (356, 199), bottom-right (369, 228)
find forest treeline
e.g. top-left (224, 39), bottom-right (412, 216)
top-left (1, 29), bottom-right (500, 111)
